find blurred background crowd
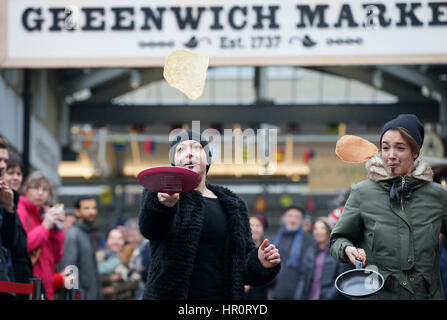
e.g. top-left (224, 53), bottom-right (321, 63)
top-left (1, 138), bottom-right (446, 299)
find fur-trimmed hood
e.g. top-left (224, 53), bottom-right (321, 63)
top-left (365, 155), bottom-right (433, 182)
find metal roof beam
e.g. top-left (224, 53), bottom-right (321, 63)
top-left (70, 102), bottom-right (439, 125)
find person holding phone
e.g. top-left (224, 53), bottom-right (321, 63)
top-left (17, 171), bottom-right (65, 300)
top-left (3, 151), bottom-right (33, 299)
top-left (0, 137), bottom-right (16, 296)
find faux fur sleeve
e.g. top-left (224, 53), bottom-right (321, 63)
top-left (138, 189), bottom-right (177, 240)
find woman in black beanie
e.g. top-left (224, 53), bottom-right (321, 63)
top-left (139, 130), bottom-right (281, 300)
top-left (330, 114), bottom-right (447, 299)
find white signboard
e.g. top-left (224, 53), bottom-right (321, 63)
top-left (1, 0), bottom-right (447, 67)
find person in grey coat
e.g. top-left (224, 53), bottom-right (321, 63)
top-left (269, 206), bottom-right (316, 300)
top-left (59, 196), bottom-right (102, 300)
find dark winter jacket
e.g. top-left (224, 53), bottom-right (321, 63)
top-left (0, 203), bottom-right (16, 282)
top-left (440, 237), bottom-right (447, 299)
top-left (9, 190), bottom-right (33, 299)
top-left (245, 283), bottom-right (268, 300)
top-left (140, 241), bottom-right (151, 284)
top-left (138, 183), bottom-right (280, 300)
top-left (10, 191), bottom-right (32, 280)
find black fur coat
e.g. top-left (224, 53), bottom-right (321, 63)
top-left (138, 183), bottom-right (280, 300)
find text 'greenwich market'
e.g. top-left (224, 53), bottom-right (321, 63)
top-left (21, 2), bottom-right (447, 32)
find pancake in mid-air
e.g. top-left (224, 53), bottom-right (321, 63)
top-left (335, 135), bottom-right (378, 163)
top-left (163, 49), bottom-right (209, 100)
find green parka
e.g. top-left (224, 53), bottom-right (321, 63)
top-left (330, 155), bottom-right (447, 299)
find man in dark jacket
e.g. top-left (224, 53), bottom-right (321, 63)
top-left (59, 196), bottom-right (103, 300)
top-left (269, 206), bottom-right (317, 300)
top-left (139, 130), bottom-right (281, 300)
top-left (0, 194), bottom-right (16, 283)
top-left (3, 151), bottom-right (33, 299)
top-left (0, 137), bottom-right (17, 298)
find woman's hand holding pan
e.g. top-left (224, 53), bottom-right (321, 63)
top-left (345, 246), bottom-right (367, 267)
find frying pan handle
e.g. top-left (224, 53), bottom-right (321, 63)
top-left (355, 259), bottom-right (363, 269)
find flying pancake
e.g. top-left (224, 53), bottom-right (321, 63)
top-left (335, 135), bottom-right (378, 163)
top-left (163, 49), bottom-right (209, 100)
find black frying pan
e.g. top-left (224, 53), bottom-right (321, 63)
top-left (335, 259), bottom-right (384, 298)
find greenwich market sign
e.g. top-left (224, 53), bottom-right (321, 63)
top-left (1, 0), bottom-right (447, 68)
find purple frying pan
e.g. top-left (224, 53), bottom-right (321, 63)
top-left (138, 166), bottom-right (201, 195)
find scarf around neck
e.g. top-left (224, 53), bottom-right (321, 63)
top-left (273, 226), bottom-right (304, 269)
